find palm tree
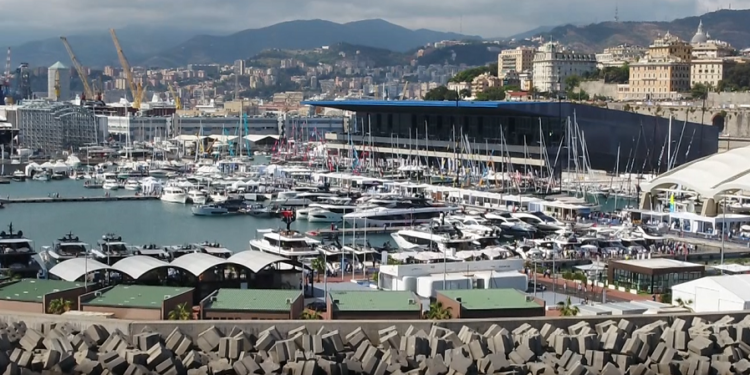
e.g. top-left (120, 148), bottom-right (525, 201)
top-left (47, 298), bottom-right (72, 315)
top-left (557, 296), bottom-right (580, 316)
top-left (167, 302), bottom-right (192, 320)
top-left (300, 308), bottom-right (322, 320)
top-left (424, 302), bottom-right (452, 320)
top-left (675, 298), bottom-right (694, 312)
top-left (311, 257), bottom-right (326, 282)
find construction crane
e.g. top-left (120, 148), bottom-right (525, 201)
top-left (2, 48), bottom-right (12, 105)
top-left (60, 36), bottom-right (94, 100)
top-left (109, 29), bottom-right (139, 109)
top-left (54, 70), bottom-right (61, 100)
top-left (168, 82), bottom-right (181, 109)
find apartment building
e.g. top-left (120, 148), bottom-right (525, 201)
top-left (531, 42), bottom-right (596, 93)
top-left (497, 47), bottom-right (536, 78)
top-left (689, 20), bottom-right (743, 88)
top-left (619, 32), bottom-right (692, 101)
top-left (595, 45), bottom-right (646, 68)
top-left (471, 73), bottom-right (502, 94)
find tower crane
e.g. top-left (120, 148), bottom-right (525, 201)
top-left (60, 36), bottom-right (94, 101)
top-left (109, 29), bottom-right (140, 109)
top-left (168, 82), bottom-right (181, 109)
top-left (2, 48), bottom-right (12, 105)
top-left (54, 70), bottom-right (61, 100)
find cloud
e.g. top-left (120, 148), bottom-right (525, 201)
top-left (0, 0), bottom-right (747, 37)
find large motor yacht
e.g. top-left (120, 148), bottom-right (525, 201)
top-left (344, 206), bottom-right (459, 227)
top-left (191, 204), bottom-right (229, 216)
top-left (484, 212), bottom-right (537, 238)
top-left (0, 224), bottom-right (43, 278)
top-left (249, 229), bottom-right (320, 259)
top-left (186, 189), bottom-right (209, 205)
top-left (271, 191), bottom-right (337, 207)
top-left (161, 186), bottom-right (187, 204)
top-left (512, 211), bottom-right (566, 232)
top-left (90, 234), bottom-right (134, 265)
top-left (40, 232), bottom-right (90, 268)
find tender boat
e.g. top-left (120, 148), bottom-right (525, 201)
top-left (191, 204), bottom-right (230, 216)
top-left (84, 180), bottom-right (103, 189)
top-left (0, 224), bottom-right (44, 278)
top-left (11, 171), bottom-right (25, 182)
top-left (124, 180), bottom-right (140, 191)
top-left (32, 173), bottom-right (49, 182)
top-left (102, 181), bottom-right (119, 190)
top-left (244, 204), bottom-right (274, 217)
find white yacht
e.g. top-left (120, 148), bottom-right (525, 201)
top-left (40, 232), bottom-right (90, 268)
top-left (197, 242), bottom-right (233, 258)
top-left (90, 233), bottom-right (134, 265)
top-left (11, 170), bottom-right (25, 181)
top-left (307, 204), bottom-right (358, 223)
top-left (391, 227), bottom-right (478, 252)
top-left (102, 181), bottom-right (119, 190)
top-left (191, 204), bottom-right (229, 216)
top-left (484, 212), bottom-right (537, 237)
top-left (344, 206), bottom-right (459, 228)
top-left (124, 180), bottom-right (140, 191)
top-left (249, 229), bottom-right (320, 258)
top-left (444, 215), bottom-right (501, 237)
top-left (32, 172), bottom-right (49, 182)
top-left (161, 186), bottom-right (187, 204)
top-left (271, 191), bottom-right (337, 207)
top-left (512, 212), bottom-right (566, 232)
top-left (186, 190), bottom-right (209, 204)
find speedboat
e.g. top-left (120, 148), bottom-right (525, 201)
top-left (102, 181), bottom-right (119, 190)
top-left (512, 211), bottom-right (566, 232)
top-left (191, 204), bottom-right (229, 216)
top-left (124, 180), bottom-right (140, 191)
top-left (161, 186), bottom-right (187, 204)
top-left (11, 170), bottom-right (25, 182)
top-left (484, 212), bottom-right (537, 238)
top-left (32, 173), bottom-right (49, 182)
top-left (307, 204), bottom-right (358, 223)
top-left (84, 180), bottom-right (103, 189)
top-left (186, 190), bottom-right (209, 205)
top-left (133, 243), bottom-right (172, 261)
top-left (244, 204), bottom-right (274, 218)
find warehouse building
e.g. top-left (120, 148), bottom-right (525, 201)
top-left (326, 290), bottom-right (422, 320)
top-left (0, 279), bottom-right (89, 314)
top-left (200, 289), bottom-right (304, 320)
top-left (16, 100), bottom-right (99, 154)
top-left (436, 289), bottom-right (545, 318)
top-left (79, 285), bottom-right (194, 320)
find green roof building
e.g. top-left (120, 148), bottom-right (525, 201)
top-left (436, 289), bottom-right (545, 319)
top-left (328, 290), bottom-right (422, 320)
top-left (202, 289), bottom-right (304, 320)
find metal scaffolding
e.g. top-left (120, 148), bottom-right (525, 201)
top-left (17, 100), bottom-right (97, 154)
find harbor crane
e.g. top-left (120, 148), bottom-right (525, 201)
top-left (60, 37), bottom-right (94, 101)
top-left (168, 82), bottom-right (181, 109)
top-left (109, 28), bottom-right (141, 109)
top-left (2, 48), bottom-right (12, 104)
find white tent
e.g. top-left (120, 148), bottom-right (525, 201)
top-left (670, 274), bottom-right (750, 313)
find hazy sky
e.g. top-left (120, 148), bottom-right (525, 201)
top-left (0, 0), bottom-right (744, 40)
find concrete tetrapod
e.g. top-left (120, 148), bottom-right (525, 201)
top-left (0, 316), bottom-right (750, 374)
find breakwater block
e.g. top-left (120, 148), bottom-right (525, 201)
top-left (4, 316), bottom-right (750, 374)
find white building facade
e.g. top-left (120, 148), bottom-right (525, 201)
top-left (47, 62), bottom-right (71, 101)
top-left (532, 42), bottom-right (597, 93)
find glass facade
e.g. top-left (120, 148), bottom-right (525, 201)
top-left (353, 112), bottom-right (566, 147)
top-left (612, 268), bottom-right (703, 294)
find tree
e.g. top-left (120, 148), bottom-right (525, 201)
top-left (674, 298), bottom-right (694, 312)
top-left (557, 296), bottom-right (580, 316)
top-left (311, 257), bottom-right (326, 282)
top-left (459, 88), bottom-right (471, 99)
top-left (300, 308), bottom-right (322, 320)
top-left (423, 86), bottom-right (459, 101)
top-left (475, 87), bottom-right (506, 101)
top-left (168, 302), bottom-right (192, 320)
top-left (450, 66), bottom-right (491, 83)
top-left (424, 302), bottom-right (452, 320)
top-left (718, 63), bottom-right (750, 91)
top-left (47, 298), bottom-right (72, 315)
top-left (564, 75), bottom-right (582, 90)
top-left (691, 83), bottom-right (709, 100)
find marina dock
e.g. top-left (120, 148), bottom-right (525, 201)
top-left (0, 196), bottom-right (159, 204)
top-left (307, 226), bottom-right (410, 237)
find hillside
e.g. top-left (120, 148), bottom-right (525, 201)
top-left (248, 43), bottom-right (411, 68)
top-left (142, 19), bottom-right (479, 66)
top-left (416, 43), bottom-right (503, 66)
top-left (545, 9), bottom-right (750, 52)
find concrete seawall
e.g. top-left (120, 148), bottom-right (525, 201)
top-left (13, 309), bottom-right (750, 341)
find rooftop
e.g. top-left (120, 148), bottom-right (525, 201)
top-left (329, 290), bottom-right (420, 312)
top-left (302, 100), bottom-right (546, 109)
top-left (0, 279), bottom-right (83, 303)
top-left (205, 289), bottom-right (301, 311)
top-left (613, 258), bottom-right (703, 269)
top-left (439, 289), bottom-right (541, 310)
top-left (83, 285), bottom-right (192, 309)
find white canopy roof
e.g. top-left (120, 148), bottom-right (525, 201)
top-left (172, 135), bottom-right (208, 142)
top-left (208, 135), bottom-right (239, 142)
top-left (671, 274), bottom-right (750, 313)
top-left (170, 252), bottom-right (228, 276)
top-left (643, 145), bottom-right (750, 199)
top-left (227, 250), bottom-right (303, 272)
top-left (244, 134), bottom-right (280, 142)
top-left (49, 258), bottom-right (111, 281)
top-left (110, 256), bottom-right (173, 280)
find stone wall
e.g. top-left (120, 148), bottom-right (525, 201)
top-left (579, 81), bottom-right (619, 99)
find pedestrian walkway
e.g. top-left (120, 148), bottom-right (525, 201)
top-left (529, 272), bottom-right (653, 303)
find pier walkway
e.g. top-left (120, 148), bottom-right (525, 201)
top-left (0, 196), bottom-right (159, 204)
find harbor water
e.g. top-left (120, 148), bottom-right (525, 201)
top-left (1, 179), bottom-right (636, 253)
top-left (1, 179), bottom-right (392, 252)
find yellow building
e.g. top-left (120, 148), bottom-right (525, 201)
top-left (688, 20), bottom-right (741, 88)
top-left (497, 47), bottom-right (536, 78)
top-left (620, 32), bottom-right (692, 101)
top-left (471, 73), bottom-right (502, 94)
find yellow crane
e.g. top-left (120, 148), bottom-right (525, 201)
top-left (54, 70), bottom-right (60, 100)
top-left (60, 36), bottom-right (94, 100)
top-left (109, 29), bottom-right (140, 108)
top-left (168, 82), bottom-right (181, 109)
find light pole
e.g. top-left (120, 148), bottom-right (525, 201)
top-left (721, 196), bottom-right (726, 272)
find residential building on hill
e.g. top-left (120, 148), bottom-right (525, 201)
top-left (531, 42), bottom-right (596, 93)
top-left (497, 47), bottom-right (536, 78)
top-left (618, 32), bottom-right (692, 101)
top-left (688, 20), bottom-right (744, 89)
top-left (471, 73), bottom-right (502, 94)
top-left (595, 45), bottom-right (647, 68)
